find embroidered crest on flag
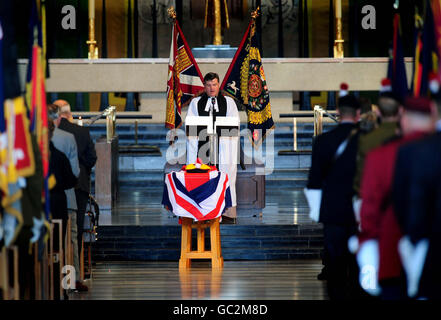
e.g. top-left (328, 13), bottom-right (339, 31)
top-left (221, 8), bottom-right (274, 147)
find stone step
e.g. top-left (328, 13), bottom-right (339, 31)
top-left (96, 224), bottom-right (322, 238)
top-left (92, 247), bottom-right (322, 261)
top-left (90, 167), bottom-right (311, 189)
top-left (92, 224), bottom-right (323, 261)
top-left (92, 170), bottom-right (310, 188)
top-left (93, 235), bottom-right (323, 250)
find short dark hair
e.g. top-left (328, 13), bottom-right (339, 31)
top-left (338, 94), bottom-right (360, 111)
top-left (203, 72), bottom-right (219, 83)
top-left (338, 106), bottom-right (358, 118)
top-left (377, 96), bottom-right (400, 117)
top-left (359, 97), bottom-right (372, 114)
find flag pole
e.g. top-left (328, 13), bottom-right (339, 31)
top-left (87, 0), bottom-right (98, 59)
top-left (213, 0), bottom-right (222, 45)
top-left (334, 0), bottom-right (344, 58)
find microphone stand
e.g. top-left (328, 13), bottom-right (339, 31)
top-left (208, 97), bottom-right (218, 166)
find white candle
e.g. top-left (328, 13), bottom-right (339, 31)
top-left (335, 0), bottom-right (341, 19)
top-left (89, 0), bottom-right (95, 19)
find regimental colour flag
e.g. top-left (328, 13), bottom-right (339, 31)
top-left (221, 9), bottom-right (274, 146)
top-left (165, 18), bottom-right (204, 129)
top-left (387, 13), bottom-right (409, 100)
top-left (1, 10), bottom-right (36, 245)
top-left (411, 0), bottom-right (438, 97)
top-left (25, 0), bottom-right (50, 219)
top-left (432, 0), bottom-right (441, 76)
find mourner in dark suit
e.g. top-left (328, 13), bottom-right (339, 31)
top-left (53, 100), bottom-right (97, 279)
top-left (393, 94), bottom-right (441, 300)
top-left (307, 84), bottom-right (363, 300)
top-left (359, 96), bottom-right (434, 300)
top-left (48, 131), bottom-right (78, 243)
top-left (48, 120), bottom-right (78, 300)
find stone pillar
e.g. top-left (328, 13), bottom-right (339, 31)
top-left (95, 136), bottom-right (119, 210)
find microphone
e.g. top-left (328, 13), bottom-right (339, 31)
top-left (209, 97), bottom-right (216, 135)
top-left (209, 98), bottom-right (217, 166)
top-left (209, 97), bottom-right (214, 116)
top-left (211, 97), bottom-right (216, 109)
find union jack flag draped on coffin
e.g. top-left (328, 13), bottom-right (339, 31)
top-left (162, 164), bottom-right (232, 221)
top-left (165, 17), bottom-right (204, 129)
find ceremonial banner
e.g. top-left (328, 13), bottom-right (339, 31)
top-left (221, 9), bottom-right (274, 146)
top-left (387, 13), bottom-right (409, 100)
top-left (411, 1), bottom-right (438, 97)
top-left (432, 0), bottom-right (441, 74)
top-left (25, 0), bottom-right (50, 218)
top-left (166, 17), bottom-right (204, 129)
top-left (162, 168), bottom-right (232, 221)
top-left (4, 98), bottom-right (35, 179)
top-left (0, 20), bottom-right (6, 196)
top-left (1, 17), bottom-right (33, 244)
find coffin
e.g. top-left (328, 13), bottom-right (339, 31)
top-left (164, 161), bottom-right (265, 209)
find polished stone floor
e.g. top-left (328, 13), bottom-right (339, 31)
top-left (87, 171), bottom-right (324, 300)
top-left (99, 187), bottom-right (313, 226)
top-left (69, 260), bottom-right (327, 300)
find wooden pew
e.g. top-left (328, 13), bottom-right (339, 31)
top-left (51, 220), bottom-right (64, 300)
top-left (0, 246), bottom-right (20, 300)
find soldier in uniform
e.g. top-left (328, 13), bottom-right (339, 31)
top-left (393, 90), bottom-right (441, 299)
top-left (307, 84), bottom-right (363, 300)
top-left (358, 96), bottom-right (435, 300)
top-left (353, 79), bottom-right (402, 197)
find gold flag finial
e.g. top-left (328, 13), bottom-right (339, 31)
top-left (251, 6), bottom-right (260, 20)
top-left (168, 6), bottom-right (177, 20)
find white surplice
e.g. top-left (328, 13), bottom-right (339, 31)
top-left (186, 95), bottom-right (240, 208)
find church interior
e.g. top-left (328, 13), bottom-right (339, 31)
top-left (1, 0), bottom-right (441, 307)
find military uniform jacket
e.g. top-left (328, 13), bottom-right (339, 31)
top-left (393, 131), bottom-right (441, 298)
top-left (307, 122), bottom-right (359, 226)
top-left (353, 122), bottom-right (398, 195)
top-left (359, 131), bottom-right (427, 281)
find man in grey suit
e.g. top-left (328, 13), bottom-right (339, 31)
top-left (48, 104), bottom-right (88, 292)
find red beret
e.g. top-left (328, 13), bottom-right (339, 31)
top-left (404, 96), bottom-right (432, 114)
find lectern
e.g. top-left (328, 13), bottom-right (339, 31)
top-left (186, 115), bottom-right (239, 166)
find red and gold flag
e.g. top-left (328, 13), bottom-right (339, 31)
top-left (166, 17), bottom-right (204, 129)
top-left (25, 0), bottom-right (50, 218)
